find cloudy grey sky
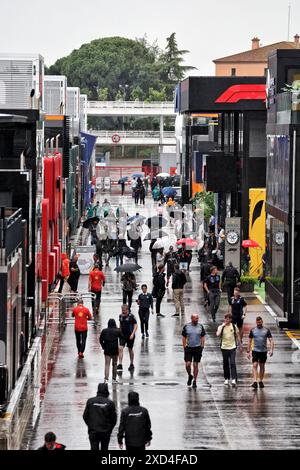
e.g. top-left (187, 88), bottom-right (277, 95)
top-left (0, 0), bottom-right (299, 75)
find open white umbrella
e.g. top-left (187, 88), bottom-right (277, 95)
top-left (156, 172), bottom-right (170, 178)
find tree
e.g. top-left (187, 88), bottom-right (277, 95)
top-left (159, 32), bottom-right (196, 100)
top-left (47, 35), bottom-right (196, 102)
top-left (98, 87), bottom-right (109, 101)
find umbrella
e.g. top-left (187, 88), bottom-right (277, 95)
top-left (176, 238), bottom-right (198, 248)
top-left (118, 176), bottom-right (128, 183)
top-left (120, 247), bottom-right (136, 258)
top-left (152, 237), bottom-right (177, 250)
top-left (242, 239), bottom-right (260, 248)
top-left (144, 230), bottom-right (168, 241)
top-left (146, 216), bottom-right (167, 229)
top-left (162, 187), bottom-right (177, 197)
top-left (152, 239), bottom-right (165, 250)
top-left (127, 215), bottom-right (146, 224)
top-left (156, 172), bottom-right (170, 178)
top-left (131, 172), bottom-right (144, 179)
top-left (82, 216), bottom-right (99, 229)
top-left (114, 263), bottom-right (142, 273)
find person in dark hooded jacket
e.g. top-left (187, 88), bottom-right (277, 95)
top-left (37, 432), bottom-right (66, 451)
top-left (118, 392), bottom-right (152, 451)
top-left (100, 319), bottom-right (123, 382)
top-left (83, 383), bottom-right (117, 451)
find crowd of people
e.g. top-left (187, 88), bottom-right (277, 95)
top-left (42, 177), bottom-right (274, 451)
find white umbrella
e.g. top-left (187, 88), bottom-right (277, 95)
top-left (152, 239), bottom-right (165, 250)
top-left (157, 172), bottom-right (170, 178)
top-left (153, 236), bottom-right (177, 250)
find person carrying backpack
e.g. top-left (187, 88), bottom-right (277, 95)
top-left (216, 313), bottom-right (242, 386)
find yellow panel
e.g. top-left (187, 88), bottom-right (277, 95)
top-left (249, 188), bottom-right (266, 277)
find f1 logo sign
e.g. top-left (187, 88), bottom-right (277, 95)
top-left (215, 84), bottom-right (266, 103)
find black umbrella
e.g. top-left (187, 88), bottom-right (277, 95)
top-left (114, 263), bottom-right (142, 273)
top-left (144, 230), bottom-right (168, 241)
top-left (146, 216), bottom-right (167, 230)
top-left (82, 216), bottom-right (100, 229)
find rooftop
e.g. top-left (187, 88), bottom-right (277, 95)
top-left (214, 35), bottom-right (300, 63)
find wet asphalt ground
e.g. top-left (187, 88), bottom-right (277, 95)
top-left (29, 192), bottom-right (300, 450)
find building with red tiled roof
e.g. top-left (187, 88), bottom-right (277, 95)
top-left (214, 35), bottom-right (300, 76)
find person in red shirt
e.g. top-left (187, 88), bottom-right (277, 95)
top-left (89, 264), bottom-right (106, 314)
top-left (72, 299), bottom-right (92, 358)
top-left (58, 253), bottom-right (70, 294)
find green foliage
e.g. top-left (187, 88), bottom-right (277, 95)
top-left (47, 34), bottom-right (195, 102)
top-left (240, 276), bottom-right (256, 285)
top-left (190, 191), bottom-right (215, 222)
top-left (98, 88), bottom-right (109, 101)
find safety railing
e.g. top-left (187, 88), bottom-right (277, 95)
top-left (92, 130), bottom-right (175, 138)
top-left (0, 292), bottom-right (95, 449)
top-left (87, 101), bottom-right (174, 109)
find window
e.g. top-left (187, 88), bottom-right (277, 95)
top-left (231, 68), bottom-right (236, 77)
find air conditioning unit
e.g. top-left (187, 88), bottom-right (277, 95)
top-left (44, 75), bottom-right (67, 115)
top-left (67, 87), bottom-right (80, 119)
top-left (79, 94), bottom-right (87, 132)
top-left (0, 53), bottom-right (44, 110)
top-left (67, 87), bottom-right (80, 138)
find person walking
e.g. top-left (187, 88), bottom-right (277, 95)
top-left (134, 185), bottom-right (140, 205)
top-left (172, 264), bottom-right (187, 317)
top-left (247, 316), bottom-right (274, 389)
top-left (229, 287), bottom-right (247, 343)
top-left (83, 383), bottom-right (117, 451)
top-left (37, 432), bottom-right (66, 451)
top-left (136, 284), bottom-right (153, 339)
top-left (89, 264), bottom-right (106, 314)
top-left (117, 304), bottom-right (138, 372)
top-left (164, 245), bottom-right (178, 287)
top-left (118, 392), bottom-right (152, 452)
top-left (72, 299), bottom-right (93, 358)
top-left (149, 239), bottom-right (158, 276)
top-left (128, 224), bottom-right (142, 263)
top-left (90, 220), bottom-right (98, 246)
top-left (177, 242), bottom-right (192, 271)
top-left (115, 236), bottom-right (127, 268)
top-left (259, 252), bottom-right (267, 287)
top-left (68, 253), bottom-right (81, 293)
top-left (200, 257), bottom-right (213, 308)
top-left (120, 179), bottom-right (125, 195)
top-left (131, 177), bottom-right (137, 199)
top-left (121, 272), bottom-right (137, 311)
top-left (221, 262), bottom-right (241, 305)
top-left (207, 232), bottom-right (218, 253)
top-left (204, 266), bottom-right (222, 322)
top-left (152, 264), bottom-right (166, 318)
top-left (139, 184), bottom-right (146, 205)
top-left (58, 253), bottom-right (70, 294)
top-left (216, 313), bottom-right (242, 386)
top-left (182, 314), bottom-right (206, 389)
top-left (100, 319), bottom-right (123, 384)
top-left (144, 176), bottom-right (149, 196)
top-left (93, 201), bottom-right (101, 218)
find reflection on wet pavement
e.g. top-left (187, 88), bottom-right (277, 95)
top-left (28, 194), bottom-right (300, 450)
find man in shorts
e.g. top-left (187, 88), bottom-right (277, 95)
top-left (229, 287), bottom-right (247, 343)
top-left (117, 304), bottom-right (138, 372)
top-left (247, 316), bottom-right (274, 389)
top-left (182, 314), bottom-right (206, 389)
